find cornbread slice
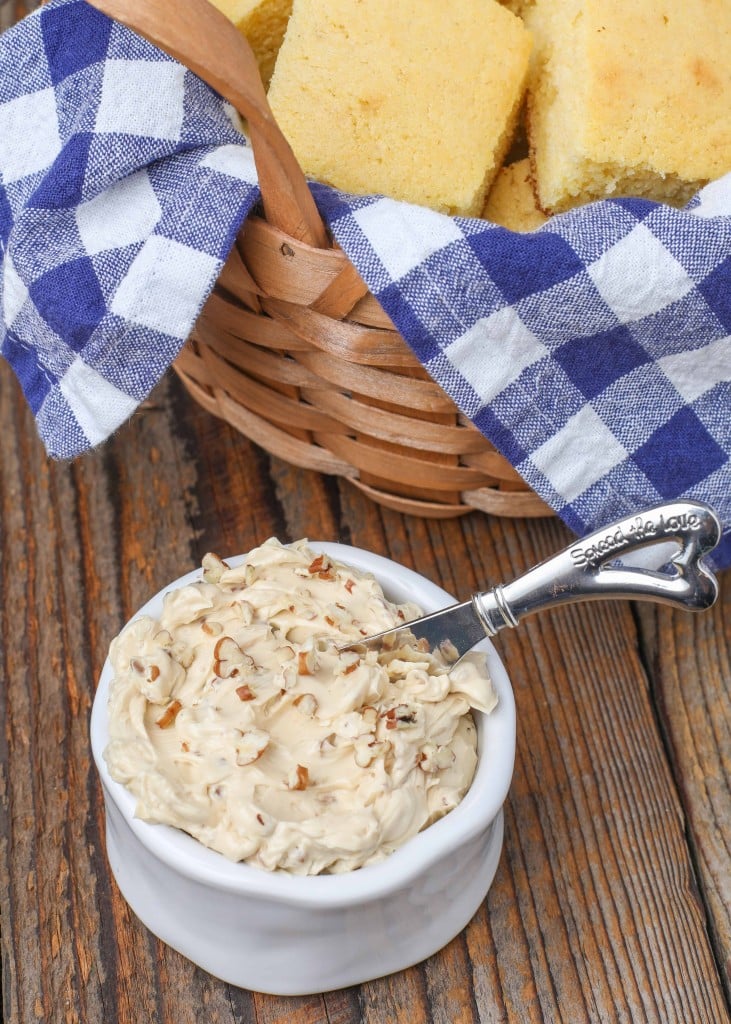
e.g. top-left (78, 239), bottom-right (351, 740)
top-left (527, 0), bottom-right (731, 213)
top-left (482, 158), bottom-right (548, 231)
top-left (208, 0), bottom-right (292, 86)
top-left (267, 0), bottom-right (532, 216)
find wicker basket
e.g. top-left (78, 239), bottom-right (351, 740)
top-left (97, 0), bottom-right (553, 520)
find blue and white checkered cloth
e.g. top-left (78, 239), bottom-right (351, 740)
top-left (2, 0), bottom-right (731, 567)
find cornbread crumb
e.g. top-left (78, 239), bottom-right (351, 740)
top-left (208, 0), bottom-right (292, 87)
top-left (482, 158), bottom-right (548, 231)
top-left (527, 0), bottom-right (731, 213)
top-left (268, 0), bottom-right (532, 216)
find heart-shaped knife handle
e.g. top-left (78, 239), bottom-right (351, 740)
top-left (474, 500), bottom-right (721, 636)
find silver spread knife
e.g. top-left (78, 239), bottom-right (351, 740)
top-left (343, 500), bottom-right (721, 661)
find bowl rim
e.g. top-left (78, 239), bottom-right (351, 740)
top-left (90, 541), bottom-right (516, 908)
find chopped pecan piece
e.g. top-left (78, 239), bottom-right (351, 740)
top-left (213, 636), bottom-right (254, 678)
top-left (308, 554), bottom-right (330, 574)
top-left (353, 736), bottom-right (389, 768)
top-left (383, 703), bottom-right (418, 730)
top-left (418, 744), bottom-right (456, 773)
top-left (293, 693), bottom-right (318, 716)
top-left (236, 729), bottom-right (269, 766)
top-left (156, 699), bottom-right (182, 729)
top-left (360, 705), bottom-right (378, 729)
top-left (319, 733), bottom-right (337, 753)
top-left (201, 552), bottom-right (229, 583)
top-left (297, 649), bottom-right (316, 676)
top-left (287, 764), bottom-right (309, 790)
top-left (340, 650), bottom-right (360, 672)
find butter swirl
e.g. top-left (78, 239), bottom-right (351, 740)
top-left (104, 539), bottom-right (497, 874)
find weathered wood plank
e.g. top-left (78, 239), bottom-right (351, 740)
top-left (2, 361), bottom-right (730, 1024)
top-left (465, 515), bottom-right (729, 1024)
top-left (636, 576), bottom-right (731, 1006)
top-left (0, 1), bottom-right (37, 34)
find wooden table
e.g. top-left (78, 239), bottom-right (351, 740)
top-left (1, 358), bottom-right (730, 1023)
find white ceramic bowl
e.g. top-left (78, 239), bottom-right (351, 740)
top-left (90, 542), bottom-right (516, 995)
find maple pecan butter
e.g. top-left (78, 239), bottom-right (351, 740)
top-left (104, 539), bottom-right (497, 875)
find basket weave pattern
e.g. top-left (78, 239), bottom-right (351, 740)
top-left (175, 215), bottom-right (552, 519)
top-left (135, 0), bottom-right (556, 520)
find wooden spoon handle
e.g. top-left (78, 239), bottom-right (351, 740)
top-left (87, 0), bottom-right (329, 248)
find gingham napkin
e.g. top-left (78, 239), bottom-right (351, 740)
top-left (2, 0), bottom-right (731, 567)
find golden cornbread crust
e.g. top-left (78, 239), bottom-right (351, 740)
top-left (482, 157), bottom-right (548, 231)
top-left (267, 0), bottom-right (532, 216)
top-left (527, 0), bottom-right (731, 214)
top-left (208, 0), bottom-right (293, 87)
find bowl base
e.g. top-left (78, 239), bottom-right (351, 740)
top-left (103, 799), bottom-right (505, 995)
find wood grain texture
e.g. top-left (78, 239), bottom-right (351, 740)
top-left (0, 0), bottom-right (35, 33)
top-left (636, 585), bottom-right (731, 1001)
top-left (2, 365), bottom-right (730, 1024)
